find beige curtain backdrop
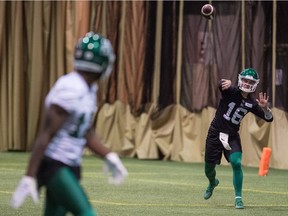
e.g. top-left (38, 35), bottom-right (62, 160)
top-left (0, 1), bottom-right (287, 170)
top-left (0, 1), bottom-right (90, 151)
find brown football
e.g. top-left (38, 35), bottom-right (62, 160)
top-left (201, 4), bottom-right (215, 20)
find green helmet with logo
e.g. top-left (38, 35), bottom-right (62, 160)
top-left (74, 32), bottom-right (115, 79)
top-left (238, 68), bottom-right (260, 93)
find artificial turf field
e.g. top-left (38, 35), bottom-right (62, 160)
top-left (0, 152), bottom-right (287, 216)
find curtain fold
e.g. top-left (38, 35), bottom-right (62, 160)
top-left (0, 1), bottom-right (4, 150)
top-left (157, 1), bottom-right (178, 111)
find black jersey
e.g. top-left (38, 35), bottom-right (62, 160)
top-left (210, 85), bottom-right (273, 136)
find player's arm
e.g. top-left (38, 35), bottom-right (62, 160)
top-left (26, 104), bottom-right (69, 177)
top-left (219, 79), bottom-right (232, 91)
top-left (255, 92), bottom-right (273, 122)
top-left (85, 128), bottom-right (110, 157)
top-left (86, 128), bottom-right (128, 185)
top-left (11, 104), bottom-right (69, 208)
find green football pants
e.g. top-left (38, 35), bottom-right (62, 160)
top-left (44, 167), bottom-right (96, 216)
top-left (229, 152), bottom-right (243, 197)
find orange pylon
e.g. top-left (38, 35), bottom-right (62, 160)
top-left (258, 147), bottom-right (272, 176)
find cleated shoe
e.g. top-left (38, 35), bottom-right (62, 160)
top-left (204, 179), bottom-right (219, 200)
top-left (235, 197), bottom-right (244, 209)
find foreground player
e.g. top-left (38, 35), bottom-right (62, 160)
top-left (203, 68), bottom-right (273, 209)
top-left (11, 32), bottom-right (128, 215)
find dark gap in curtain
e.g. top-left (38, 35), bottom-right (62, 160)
top-left (44, 2), bottom-right (55, 88)
top-left (121, 3), bottom-right (134, 110)
top-left (62, 1), bottom-right (68, 75)
top-left (245, 1), bottom-right (253, 68)
top-left (158, 1), bottom-right (178, 111)
top-left (275, 1), bottom-right (288, 111)
top-left (105, 1), bottom-right (122, 104)
top-left (251, 2), bottom-right (264, 93)
top-left (262, 1), bottom-right (288, 112)
top-left (140, 1), bottom-right (156, 113)
top-left (2, 3), bottom-right (11, 149)
top-left (3, 3), bottom-right (11, 68)
top-left (246, 1), bottom-right (266, 99)
top-left (263, 2), bottom-right (273, 108)
top-left (22, 2), bottom-right (30, 144)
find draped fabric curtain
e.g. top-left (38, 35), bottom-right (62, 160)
top-left (275, 2), bottom-right (288, 110)
top-left (0, 1), bottom-right (89, 151)
top-left (1, 1), bottom-right (288, 169)
top-left (262, 1), bottom-right (288, 110)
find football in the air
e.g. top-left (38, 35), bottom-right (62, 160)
top-left (201, 4), bottom-right (215, 20)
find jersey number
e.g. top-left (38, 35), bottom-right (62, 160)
top-left (223, 102), bottom-right (247, 125)
top-left (69, 113), bottom-right (94, 138)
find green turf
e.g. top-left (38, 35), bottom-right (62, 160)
top-left (1, 152), bottom-right (287, 216)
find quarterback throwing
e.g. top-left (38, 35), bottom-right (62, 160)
top-left (203, 68), bottom-right (273, 209)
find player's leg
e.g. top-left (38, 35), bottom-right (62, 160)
top-left (229, 152), bottom-right (243, 197)
top-left (44, 189), bottom-right (67, 216)
top-left (205, 162), bottom-right (217, 184)
top-left (229, 151), bottom-right (244, 209)
top-left (203, 128), bottom-right (222, 200)
top-left (225, 134), bottom-right (244, 209)
top-left (45, 167), bottom-right (97, 216)
top-left (204, 162), bottom-right (219, 199)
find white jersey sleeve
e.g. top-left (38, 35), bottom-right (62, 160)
top-left (46, 74), bottom-right (86, 113)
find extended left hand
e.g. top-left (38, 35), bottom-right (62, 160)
top-left (10, 176), bottom-right (39, 208)
top-left (104, 152), bottom-right (128, 185)
top-left (256, 92), bottom-right (269, 108)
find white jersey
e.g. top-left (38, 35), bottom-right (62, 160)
top-left (44, 71), bottom-right (98, 166)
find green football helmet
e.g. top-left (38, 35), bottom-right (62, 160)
top-left (74, 32), bottom-right (115, 79)
top-left (238, 68), bottom-right (260, 93)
